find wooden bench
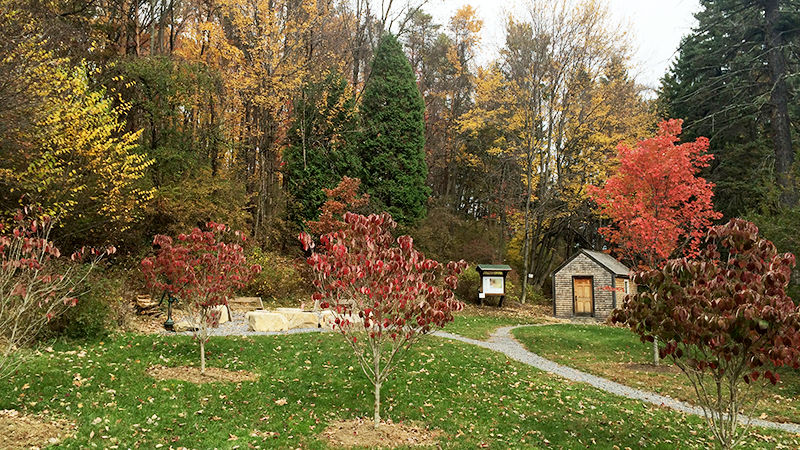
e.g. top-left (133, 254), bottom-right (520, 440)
top-left (228, 296), bottom-right (264, 312)
top-left (135, 294), bottom-right (160, 315)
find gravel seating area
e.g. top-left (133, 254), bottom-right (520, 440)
top-left (163, 311), bottom-right (332, 337)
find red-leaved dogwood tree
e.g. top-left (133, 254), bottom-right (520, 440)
top-left (141, 222), bottom-right (260, 373)
top-left (300, 212), bottom-right (466, 426)
top-left (612, 219), bottom-right (799, 449)
top-left (1, 208), bottom-right (112, 378)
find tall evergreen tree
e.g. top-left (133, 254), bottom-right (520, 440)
top-left (359, 33), bottom-right (429, 225)
top-left (660, 0), bottom-right (800, 216)
top-left (283, 71), bottom-right (361, 224)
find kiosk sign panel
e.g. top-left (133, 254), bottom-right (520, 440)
top-left (476, 264), bottom-right (513, 307)
top-left (482, 276), bottom-right (504, 295)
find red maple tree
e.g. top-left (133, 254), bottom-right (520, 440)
top-left (141, 222), bottom-right (261, 373)
top-left (306, 176), bottom-right (369, 236)
top-left (300, 212), bottom-right (466, 426)
top-left (613, 219), bottom-right (799, 448)
top-left (588, 119), bottom-right (723, 268)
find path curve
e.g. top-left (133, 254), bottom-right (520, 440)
top-left (432, 325), bottom-right (800, 435)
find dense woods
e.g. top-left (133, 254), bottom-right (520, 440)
top-left (1, 0), bottom-right (798, 305)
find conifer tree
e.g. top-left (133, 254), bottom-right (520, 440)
top-left (359, 33), bottom-right (429, 224)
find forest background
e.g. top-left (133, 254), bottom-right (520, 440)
top-left (1, 0), bottom-right (799, 336)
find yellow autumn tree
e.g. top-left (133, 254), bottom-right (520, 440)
top-left (177, 0), bottom-right (328, 240)
top-left (0, 13), bottom-right (153, 242)
top-left (460, 0), bottom-right (655, 298)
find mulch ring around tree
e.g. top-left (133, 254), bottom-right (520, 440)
top-left (322, 418), bottom-right (443, 448)
top-left (146, 365), bottom-right (259, 383)
top-left (0, 409), bottom-right (76, 449)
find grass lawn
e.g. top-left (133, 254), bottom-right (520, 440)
top-left (513, 324), bottom-right (800, 425)
top-left (2, 333), bottom-right (799, 448)
top-left (442, 304), bottom-right (553, 340)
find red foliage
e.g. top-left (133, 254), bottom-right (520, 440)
top-left (612, 219), bottom-right (799, 447)
top-left (588, 119), bottom-right (723, 268)
top-left (141, 222), bottom-right (261, 313)
top-left (1, 208), bottom-right (112, 377)
top-left (306, 176), bottom-right (369, 236)
top-left (141, 221), bottom-right (261, 371)
top-left (299, 212), bottom-right (466, 424)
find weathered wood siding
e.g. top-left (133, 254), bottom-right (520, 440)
top-left (553, 253), bottom-right (615, 319)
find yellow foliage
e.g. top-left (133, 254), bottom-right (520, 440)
top-left (0, 26), bottom-right (153, 232)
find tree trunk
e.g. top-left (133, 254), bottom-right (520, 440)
top-left (373, 381), bottom-right (381, 427)
top-left (520, 151), bottom-right (534, 304)
top-left (762, 0), bottom-right (796, 205)
top-left (653, 338), bottom-right (660, 366)
top-left (200, 340), bottom-right (206, 374)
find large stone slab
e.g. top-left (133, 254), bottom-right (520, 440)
top-left (229, 297), bottom-right (264, 311)
top-left (275, 308), bottom-right (319, 329)
top-left (246, 311), bottom-right (288, 332)
top-left (213, 305), bottom-right (230, 324)
top-left (320, 311), bottom-right (363, 330)
top-left (174, 319), bottom-right (198, 333)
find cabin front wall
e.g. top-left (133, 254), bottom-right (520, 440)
top-left (553, 253), bottom-right (614, 319)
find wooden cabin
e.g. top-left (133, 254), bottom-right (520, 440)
top-left (551, 249), bottom-right (633, 319)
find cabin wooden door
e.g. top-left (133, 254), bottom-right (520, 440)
top-left (573, 277), bottom-right (593, 315)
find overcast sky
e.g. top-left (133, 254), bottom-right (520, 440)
top-left (425, 0), bottom-right (701, 91)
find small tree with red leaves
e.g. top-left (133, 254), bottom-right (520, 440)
top-left (141, 222), bottom-right (261, 373)
top-left (1, 208), bottom-right (112, 379)
top-left (300, 212), bottom-right (466, 426)
top-left (612, 219), bottom-right (800, 449)
top-left (306, 176), bottom-right (369, 236)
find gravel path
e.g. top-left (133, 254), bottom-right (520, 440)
top-left (432, 325), bottom-right (800, 435)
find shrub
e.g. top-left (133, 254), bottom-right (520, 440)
top-left (1, 210), bottom-right (111, 378)
top-left (455, 266), bottom-right (480, 303)
top-left (613, 219), bottom-right (800, 449)
top-left (48, 274), bottom-right (129, 340)
top-left (242, 247), bottom-right (309, 305)
top-left (411, 206), bottom-right (502, 264)
top-left (525, 283), bottom-right (548, 305)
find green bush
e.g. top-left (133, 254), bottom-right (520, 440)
top-left (455, 266), bottom-right (480, 303)
top-left (501, 276), bottom-right (548, 306)
top-left (242, 247), bottom-right (310, 305)
top-left (47, 272), bottom-right (128, 340)
top-left (525, 283), bottom-right (549, 305)
top-left (505, 279), bottom-right (519, 304)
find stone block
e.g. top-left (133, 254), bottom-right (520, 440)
top-left (275, 308), bottom-right (319, 329)
top-left (212, 305), bottom-right (230, 324)
top-left (174, 320), bottom-right (198, 333)
top-left (246, 311), bottom-right (289, 332)
top-left (315, 310), bottom-right (337, 328)
top-left (321, 312), bottom-right (363, 329)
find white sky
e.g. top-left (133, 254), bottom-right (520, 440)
top-left (425, 0), bottom-right (701, 91)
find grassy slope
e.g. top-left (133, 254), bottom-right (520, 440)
top-left (1, 333), bottom-right (798, 448)
top-left (513, 324), bottom-right (800, 424)
top-left (442, 315), bottom-right (542, 340)
top-left (441, 304), bottom-right (553, 341)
